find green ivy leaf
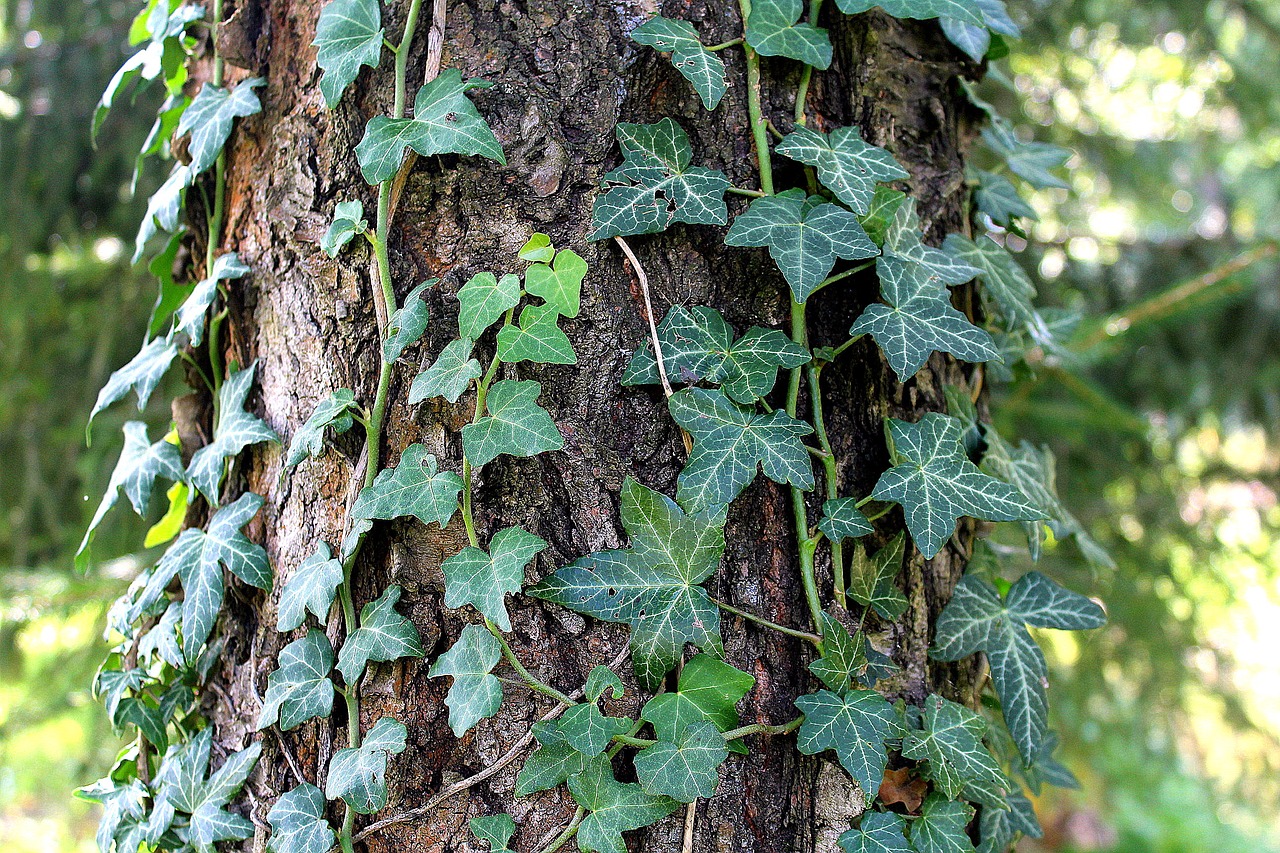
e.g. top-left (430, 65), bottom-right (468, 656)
top-left (457, 272), bottom-right (522, 340)
top-left (188, 363), bottom-right (281, 503)
top-left (518, 233), bottom-right (556, 263)
top-left (1020, 732), bottom-right (1079, 794)
top-left (943, 235), bottom-right (1037, 330)
top-left (942, 0), bottom-right (1020, 62)
top-left (515, 740), bottom-right (594, 797)
top-left (634, 719), bottom-right (727, 802)
top-left (808, 612), bottom-right (872, 694)
top-left (882, 198), bottom-right (982, 285)
top-left (177, 78), bottom-right (265, 176)
top-left (529, 478), bottom-right (724, 689)
top-left (838, 811), bottom-right (911, 853)
top-left (134, 164), bottom-right (192, 263)
top-left (590, 118), bottom-right (731, 240)
top-left (336, 585), bottom-right (425, 683)
top-left (848, 533), bottom-right (908, 621)
top-left (569, 755), bottom-right (681, 853)
top-left (795, 688), bottom-right (899, 796)
top-left (971, 169), bottom-right (1037, 228)
top-left (668, 387), bottom-right (814, 510)
top-left (640, 653), bottom-right (755, 755)
top-left (978, 787), bottom-right (1041, 853)
top-left (351, 444), bottom-right (463, 529)
top-left (776, 126), bottom-right (908, 214)
top-left (176, 253), bottom-right (250, 345)
top-left (313, 0), bottom-right (384, 108)
top-left (461, 380), bottom-right (564, 467)
top-left (325, 717), bottom-right (407, 814)
top-left (428, 623), bottom-right (503, 736)
top-left (90, 336), bottom-right (179, 428)
top-left (285, 389), bottom-right (359, 470)
top-left (745, 0), bottom-right (833, 68)
top-left (79, 422), bottom-right (184, 563)
top-left (817, 497), bottom-right (873, 542)
top-left (277, 544), bottom-right (344, 632)
top-left (909, 795), bottom-right (976, 853)
top-left (384, 280), bottom-right (436, 362)
top-left (982, 124), bottom-right (1071, 190)
top-left (157, 730), bottom-right (262, 853)
top-left (267, 783), bottom-right (336, 853)
top-left (321, 200), bottom-right (367, 257)
top-left (870, 413), bottom-right (1042, 558)
top-left (540, 703), bottom-right (633, 757)
top-left (931, 571), bottom-right (1104, 762)
top-left (410, 338), bottom-right (482, 404)
top-left (525, 248), bottom-right (586, 318)
top-left (725, 189), bottom-right (877, 303)
top-left (258, 630), bottom-right (335, 731)
top-left (901, 694), bottom-right (1006, 800)
top-left (631, 17), bottom-right (727, 110)
top-left (833, 0), bottom-right (985, 27)
top-left (470, 814), bottom-right (516, 852)
top-left (496, 303), bottom-right (578, 364)
top-left (442, 526), bottom-right (546, 631)
top-left (355, 69), bottom-right (505, 184)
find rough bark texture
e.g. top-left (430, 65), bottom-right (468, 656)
top-left (198, 1), bottom-right (984, 851)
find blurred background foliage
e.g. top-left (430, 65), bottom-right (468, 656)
top-left (1, 0), bottom-right (1278, 850)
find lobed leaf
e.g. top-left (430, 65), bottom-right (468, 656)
top-left (776, 125), bottom-right (908, 214)
top-left (336, 585), bottom-right (425, 684)
top-left (313, 0), bottom-right (384, 108)
top-left (569, 755), bottom-right (680, 853)
top-left (461, 380), bottom-right (564, 467)
top-left (524, 248), bottom-right (586, 318)
top-left (746, 0), bottom-right (833, 68)
top-left (325, 717), bottom-right (407, 813)
top-left (177, 79), bottom-right (265, 176)
top-left (187, 363), bottom-right (280, 503)
top-left (267, 783), bottom-right (336, 853)
top-left (457, 272), bottom-right (521, 340)
top-left (258, 631), bottom-right (335, 731)
top-left (630, 17), bottom-right (727, 110)
top-left (634, 719), bottom-right (727, 802)
top-left (284, 389), bottom-right (359, 470)
top-left (442, 526), bottom-right (546, 631)
top-left (795, 688), bottom-right (900, 796)
top-left (383, 280), bottom-right (436, 362)
top-left (277, 543), bottom-right (344, 632)
top-left (428, 623), bottom-right (504, 736)
top-left (410, 338), bottom-right (483, 404)
top-left (351, 444), bottom-right (463, 529)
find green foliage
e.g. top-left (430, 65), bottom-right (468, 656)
top-left (428, 623), bottom-right (503, 736)
top-left (496, 304), bottom-right (578, 364)
top-left (568, 756), bottom-right (680, 853)
top-left (456, 271), bottom-right (522, 340)
top-left (901, 694), bottom-right (1005, 800)
top-left (847, 534), bottom-right (908, 621)
top-left (177, 79), bottom-right (265, 176)
top-left (838, 812), bottom-right (911, 853)
top-left (640, 653), bottom-right (755, 755)
top-left (980, 127), bottom-right (1070, 190)
top-left (89, 336), bottom-right (179, 427)
top-left (384, 280), bottom-right (436, 362)
top-left (277, 544), bottom-right (344, 632)
top-left (909, 795), bottom-right (976, 853)
top-left (817, 497), bottom-right (874, 542)
top-left (942, 234), bottom-right (1037, 330)
top-left (351, 444), bottom-right (463, 528)
top-left (156, 730), bottom-right (262, 852)
top-left (470, 814), bottom-right (516, 852)
top-left (267, 783), bottom-right (336, 853)
top-left (336, 585), bottom-right (425, 683)
top-left (321, 200), bottom-right (367, 257)
top-left (776, 126), bottom-right (908, 214)
top-left (524, 247), bottom-right (587, 318)
top-left (794, 688), bottom-right (899, 796)
top-left (325, 717), bottom-right (408, 813)
top-left (410, 338), bottom-right (482, 404)
top-left (977, 788), bottom-right (1041, 853)
top-left (634, 719), bottom-right (727, 801)
top-left (187, 363), bottom-right (280, 502)
top-left (79, 422), bottom-right (184, 561)
top-left (176, 254), bottom-right (249, 346)
top-left (313, 0), bottom-right (384, 108)
top-left (258, 631), bottom-right (336, 731)
top-left (284, 389), bottom-right (359, 470)
top-left (442, 526), bottom-right (546, 631)
top-left (461, 380), bottom-right (564, 467)
top-left (631, 17), bottom-right (728, 110)
top-left (882, 198), bottom-right (981, 285)
top-left (745, 0), bottom-right (832, 69)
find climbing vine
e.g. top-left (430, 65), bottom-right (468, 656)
top-left (77, 1), bottom-right (1113, 853)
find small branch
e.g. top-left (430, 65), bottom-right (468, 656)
top-left (712, 598), bottom-right (823, 647)
top-left (722, 716), bottom-right (804, 740)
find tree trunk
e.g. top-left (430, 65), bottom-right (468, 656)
top-left (203, 1), bottom-right (983, 851)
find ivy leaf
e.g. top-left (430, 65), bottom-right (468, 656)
top-left (410, 338), bottom-right (482, 405)
top-left (177, 78), bottom-right (265, 176)
top-left (978, 787), bottom-right (1041, 853)
top-left (351, 443), bottom-right (463, 529)
top-left (80, 422), bottom-right (184, 562)
top-left (325, 716), bottom-right (407, 814)
top-left (833, 0), bottom-right (985, 27)
top-left (525, 248), bottom-right (586, 318)
top-left (277, 544), bottom-right (344, 632)
top-left (725, 189), bottom-right (877, 303)
top-left (668, 387), bottom-right (814, 510)
top-left (838, 811), bottom-right (911, 853)
top-left (941, 0), bottom-right (1019, 61)
top-left (355, 69), bottom-right (505, 184)
top-left (321, 200), bottom-right (367, 257)
top-left (776, 126), bottom-right (908, 214)
top-left (90, 336), bottom-right (179, 427)
top-left (313, 0), bottom-right (383, 108)
top-left (931, 572), bottom-right (1104, 762)
top-left (518, 233), bottom-right (556, 263)
top-left (541, 703), bottom-right (633, 757)
top-left (457, 272), bottom-right (521, 340)
top-left (428, 623), bottom-right (503, 736)
top-left (188, 363), bottom-right (280, 503)
top-left (496, 303), bottom-right (578, 364)
top-left (794, 688), bottom-right (899, 796)
top-left (134, 164), bottom-right (192, 263)
top-left (902, 694), bottom-right (1006, 800)
top-left (383, 280), bottom-right (436, 362)
top-left (156, 730), bottom-right (261, 852)
top-left (982, 128), bottom-right (1071, 190)
top-left (817, 497), bottom-right (873, 542)
top-left (631, 17), bottom-right (727, 110)
top-left (590, 118), bottom-right (731, 240)
top-left (284, 389), bottom-right (359, 470)
top-left (530, 478), bottom-right (725, 689)
top-left (442, 526), bottom-right (546, 631)
top-left (569, 755), bottom-right (681, 853)
top-left (176, 253), bottom-right (250, 346)
top-left (909, 795), bottom-right (976, 853)
top-left (635, 719), bottom-right (727, 802)
top-left (870, 413), bottom-right (1042, 558)
top-left (640, 653), bottom-right (755, 756)
top-left (882, 198), bottom-right (981, 285)
top-left (461, 379), bottom-right (564, 467)
top-left (470, 814), bottom-right (516, 852)
top-left (515, 740), bottom-right (594, 796)
top-left (943, 235), bottom-right (1037, 330)
top-left (336, 585), bottom-right (425, 683)
top-left (258, 630), bottom-right (336, 731)
top-left (808, 612), bottom-right (874, 694)
top-left (848, 533), bottom-right (908, 621)
top-left (971, 169), bottom-right (1037, 227)
top-left (745, 0), bottom-right (833, 69)
top-left (1021, 731), bottom-right (1080, 794)
top-left (267, 783), bottom-right (336, 853)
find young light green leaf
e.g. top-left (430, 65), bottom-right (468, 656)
top-left (631, 17), bottom-right (727, 110)
top-left (428, 623), bottom-right (503, 736)
top-left (351, 443), bottom-right (463, 529)
top-left (313, 0), bottom-right (384, 108)
top-left (641, 653), bottom-right (755, 755)
top-left (725, 189), bottom-right (877, 303)
top-left (668, 387), bottom-right (814, 510)
top-left (931, 571), bottom-right (1104, 762)
top-left (79, 422), bottom-right (184, 562)
top-left (971, 169), bottom-right (1037, 227)
top-left (495, 303), bottom-right (577, 364)
top-left (176, 253), bottom-right (250, 345)
top-left (838, 811), bottom-right (911, 853)
top-left (90, 335), bottom-right (179, 427)
top-left (470, 814), bottom-right (516, 852)
top-left (442, 526), bottom-right (546, 631)
top-left (745, 0), bottom-right (833, 68)
top-left (794, 688), bottom-right (899, 796)
top-left (569, 755), bottom-right (681, 853)
top-left (848, 533), bottom-right (908, 621)
top-left (776, 126), bottom-right (908, 214)
top-left (817, 497), bottom-right (873, 542)
top-left (461, 379), bottom-right (564, 467)
top-left (177, 79), bottom-right (265, 176)
top-left (981, 128), bottom-right (1071, 190)
top-left (409, 337), bottom-right (482, 404)
top-left (909, 795), bottom-right (976, 853)
top-left (336, 585), bottom-right (425, 683)
top-left (978, 787), bottom-right (1041, 853)
top-left (383, 280), bottom-right (436, 362)
top-left (860, 185), bottom-right (907, 246)
top-left (267, 783), bottom-right (336, 853)
top-left (355, 69), bottom-right (505, 184)
top-left (943, 235), bottom-right (1037, 330)
top-left (321, 200), bottom-right (366, 257)
top-left (258, 631), bottom-right (335, 731)
top-left (188, 363), bottom-right (280, 502)
top-left (515, 740), bottom-right (594, 796)
top-left (277, 543), bottom-right (344, 632)
top-left (882, 198), bottom-right (982, 285)
top-left (834, 0), bottom-right (986, 26)
top-left (530, 478), bottom-right (725, 689)
top-left (634, 719), bottom-right (727, 802)
top-left (902, 694), bottom-right (1006, 800)
top-left (525, 247), bottom-right (586, 318)
top-left (284, 388), bottom-right (359, 470)
top-left (325, 716), bottom-right (407, 814)
top-left (870, 413), bottom-right (1042, 558)
top-left (590, 118), bottom-right (730, 240)
top-left (457, 272), bottom-right (521, 340)
top-left (518, 232), bottom-right (555, 263)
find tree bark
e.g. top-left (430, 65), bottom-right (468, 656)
top-left (200, 1), bottom-right (984, 851)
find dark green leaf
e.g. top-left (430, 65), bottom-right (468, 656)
top-left (515, 740), bottom-right (594, 797)
top-left (978, 787), bottom-right (1041, 853)
top-left (634, 719), bottom-right (727, 802)
top-left (631, 17), bottom-right (727, 110)
top-left (569, 755), bottom-right (680, 853)
top-left (838, 811), bottom-right (911, 853)
top-left (258, 631), bottom-right (335, 731)
top-left (336, 585), bottom-right (425, 683)
top-left (410, 338), bottom-right (482, 404)
top-left (981, 128), bottom-right (1071, 190)
top-left (285, 389), bottom-right (359, 470)
top-left (942, 235), bottom-right (1037, 330)
top-left (641, 653), bottom-right (754, 755)
top-left (834, 0), bottom-right (985, 26)
top-left (794, 688), bottom-right (899, 796)
top-left (882, 198), bottom-right (982, 285)
top-left (542, 703), bottom-right (633, 757)
top-left (461, 380), bottom-right (564, 467)
top-left (847, 533), bottom-right (908, 621)
top-left (176, 253), bottom-right (250, 345)
top-left (470, 814), bottom-right (516, 852)
top-left (970, 169), bottom-right (1037, 227)
top-left (428, 623), bottom-right (504, 736)
top-left (442, 526), bottom-right (546, 630)
top-left (817, 497), bottom-right (873, 542)
top-left (909, 795), bottom-right (976, 853)
top-left (351, 444), bottom-right (463, 529)
top-left (325, 717), bottom-right (407, 814)
top-left (746, 0), bottom-right (833, 68)
top-left (808, 612), bottom-right (869, 694)
top-left (776, 126), bottom-right (908, 214)
top-left (313, 0), bottom-right (384, 108)
top-left (277, 543), bottom-right (344, 632)
top-left (902, 694), bottom-right (1006, 800)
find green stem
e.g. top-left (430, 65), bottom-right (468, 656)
top-left (722, 716), bottom-right (804, 740)
top-left (712, 598), bottom-right (823, 647)
top-left (806, 364), bottom-right (843, 606)
top-left (793, 0), bottom-right (824, 125)
top-left (784, 299), bottom-right (823, 638)
top-left (739, 0), bottom-right (774, 196)
top-left (812, 260), bottom-right (874, 296)
top-left (826, 333), bottom-right (866, 363)
top-left (705, 37), bottom-right (744, 51)
top-left (726, 185), bottom-right (767, 198)
top-left (535, 808), bottom-right (586, 853)
top-left (460, 342), bottom-right (505, 548)
top-left (607, 718), bottom-right (649, 759)
top-left (486, 619), bottom-right (574, 705)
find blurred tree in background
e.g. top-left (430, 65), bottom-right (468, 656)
top-left (0, 0), bottom-right (1278, 850)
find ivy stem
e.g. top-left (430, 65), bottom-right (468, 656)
top-left (534, 807), bottom-right (586, 853)
top-left (826, 333), bottom-right (866, 362)
top-left (712, 598), bottom-right (823, 647)
top-left (705, 37), bottom-right (744, 51)
top-left (461, 339), bottom-right (505, 549)
top-left (812, 260), bottom-right (874, 296)
top-left (785, 299), bottom-right (824, 639)
top-left (806, 363), bottom-right (843, 605)
top-left (726, 185), bottom-right (767, 198)
top-left (722, 716), bottom-right (804, 740)
top-left (738, 0), bottom-right (774, 196)
top-left (793, 0), bottom-right (823, 125)
top-left (486, 618), bottom-right (575, 705)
